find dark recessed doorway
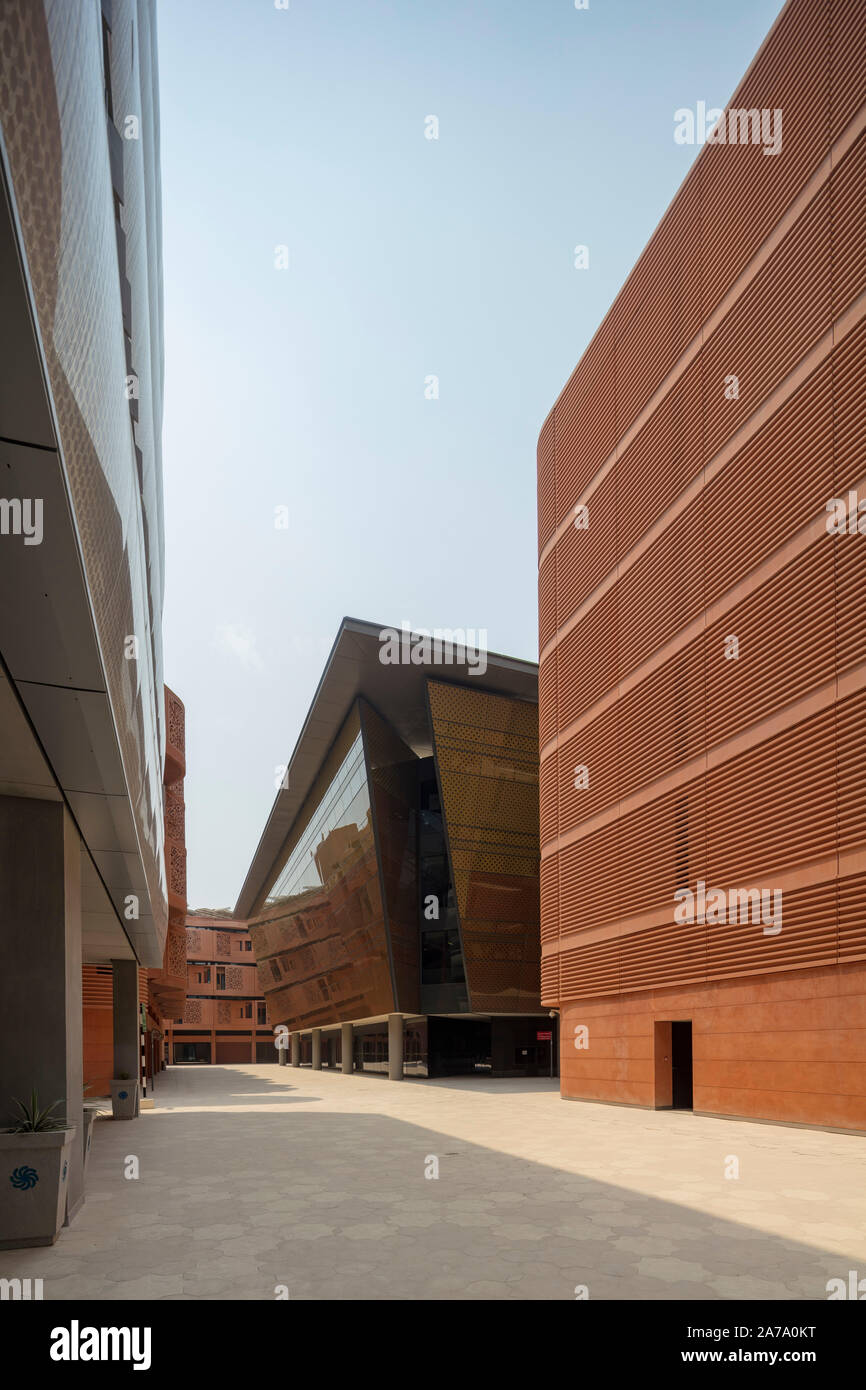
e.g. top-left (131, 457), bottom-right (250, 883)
top-left (671, 1020), bottom-right (693, 1110)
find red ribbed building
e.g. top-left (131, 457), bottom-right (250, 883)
top-left (538, 0), bottom-right (865, 1131)
top-left (82, 687), bottom-right (188, 1098)
top-left (166, 912), bottom-right (270, 1066)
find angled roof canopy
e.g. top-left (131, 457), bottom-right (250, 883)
top-left (233, 617), bottom-right (538, 919)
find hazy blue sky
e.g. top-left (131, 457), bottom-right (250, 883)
top-left (158, 0), bottom-right (783, 910)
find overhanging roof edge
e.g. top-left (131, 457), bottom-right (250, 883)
top-left (233, 617), bottom-right (537, 919)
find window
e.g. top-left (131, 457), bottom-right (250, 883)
top-left (196, 968), bottom-right (211, 985)
top-left (266, 726), bottom-right (369, 905)
top-left (216, 968), bottom-right (226, 991)
top-left (240, 1003), bottom-right (252, 1020)
top-left (421, 929), bottom-right (465, 985)
top-left (257, 1003), bottom-right (267, 1026)
top-left (238, 940), bottom-right (252, 952)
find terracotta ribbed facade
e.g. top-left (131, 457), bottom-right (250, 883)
top-left (83, 686), bottom-right (188, 1095)
top-left (168, 913), bottom-right (272, 1065)
top-left (538, 0), bottom-right (866, 1131)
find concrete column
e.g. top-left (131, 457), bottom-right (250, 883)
top-left (112, 959), bottom-right (140, 1087)
top-left (0, 799), bottom-right (84, 1223)
top-left (311, 1028), bottom-right (322, 1070)
top-left (388, 1014), bottom-right (403, 1080)
top-left (341, 1022), bottom-right (353, 1073)
top-left (290, 1032), bottom-right (300, 1067)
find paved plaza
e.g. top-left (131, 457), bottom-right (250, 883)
top-left (3, 1064), bottom-right (863, 1301)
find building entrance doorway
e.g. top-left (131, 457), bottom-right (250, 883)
top-left (671, 1020), bottom-right (693, 1109)
top-left (174, 1041), bottom-right (211, 1064)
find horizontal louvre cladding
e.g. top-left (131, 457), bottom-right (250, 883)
top-left (615, 495), bottom-right (704, 681)
top-left (555, 469), bottom-right (616, 629)
top-left (702, 184), bottom-right (832, 464)
top-left (830, 0), bottom-right (866, 139)
top-left (704, 539), bottom-right (836, 746)
top-left (559, 936), bottom-right (621, 999)
top-left (555, 880), bottom-right (843, 1004)
top-left (553, 778), bottom-right (707, 945)
top-left (615, 178), bottom-right (702, 437)
top-left (556, 588), bottom-right (616, 729)
top-left (540, 854), bottom-right (559, 945)
top-left (539, 648), bottom-right (558, 747)
top-left (82, 965), bottom-right (114, 1008)
top-left (706, 880), bottom-right (838, 978)
top-left (702, 357), bottom-right (833, 608)
top-left (616, 263), bottom-right (675, 442)
top-left (539, 749), bottom-right (559, 847)
top-left (558, 823), bottom-right (620, 937)
top-left (832, 313), bottom-right (866, 486)
top-left (619, 918), bottom-right (707, 994)
top-left (538, 0), bottom-right (864, 1025)
top-left (831, 321), bottom-right (866, 667)
top-left (615, 357), bottom-right (703, 560)
top-left (831, 130), bottom-right (866, 317)
top-left (603, 158), bottom-right (702, 350)
top-left (556, 702), bottom-right (619, 833)
top-left (539, 550), bottom-right (558, 649)
top-left (553, 342), bottom-right (617, 528)
top-left (538, 412), bottom-right (556, 553)
top-left (555, 780), bottom-right (707, 938)
top-left (551, 706), bottom-right (846, 1007)
top-left (540, 951), bottom-right (559, 1005)
top-left (705, 707), bottom-right (837, 886)
top-left (839, 873), bottom-right (866, 962)
top-left (837, 689), bottom-right (866, 856)
top-left (617, 777), bottom-right (707, 922)
top-left (699, 0), bottom-right (830, 321)
top-left (615, 635), bottom-right (705, 802)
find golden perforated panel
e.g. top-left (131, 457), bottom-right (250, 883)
top-left (427, 680), bottom-right (541, 1013)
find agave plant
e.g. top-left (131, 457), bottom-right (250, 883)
top-left (9, 1090), bottom-right (66, 1134)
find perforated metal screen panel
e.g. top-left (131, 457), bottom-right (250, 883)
top-left (428, 680), bottom-right (541, 1013)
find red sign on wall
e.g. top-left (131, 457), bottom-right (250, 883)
top-left (536, 1030), bottom-right (552, 1041)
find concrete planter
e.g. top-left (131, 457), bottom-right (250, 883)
top-left (0, 1127), bottom-right (75, 1250)
top-left (82, 1105), bottom-right (99, 1174)
top-left (110, 1080), bottom-right (139, 1120)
